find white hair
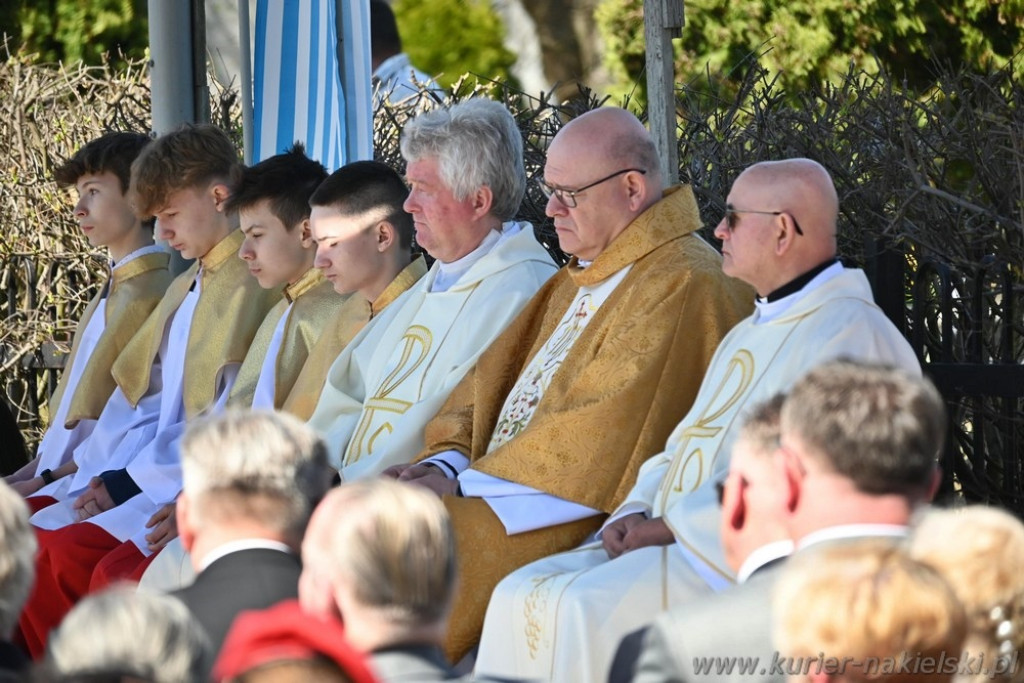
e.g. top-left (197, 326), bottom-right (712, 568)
top-left (181, 409), bottom-right (332, 538)
top-left (46, 585), bottom-right (212, 682)
top-left (0, 481), bottom-right (34, 638)
top-left (400, 98), bottom-right (526, 221)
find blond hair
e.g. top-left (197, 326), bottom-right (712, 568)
top-left (909, 505), bottom-right (1024, 683)
top-left (130, 122), bottom-right (241, 217)
top-left (774, 539), bottom-right (966, 683)
top-left (304, 479), bottom-right (456, 626)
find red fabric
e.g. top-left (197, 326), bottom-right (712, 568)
top-left (25, 495), bottom-right (57, 514)
top-left (88, 541), bottom-right (159, 592)
top-left (214, 600), bottom-right (377, 683)
top-left (17, 523), bottom-right (119, 659)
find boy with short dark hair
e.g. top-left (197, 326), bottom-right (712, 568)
top-left (5, 132), bottom-right (172, 501)
top-left (19, 124), bottom-right (279, 657)
top-left (282, 160), bottom-right (426, 420)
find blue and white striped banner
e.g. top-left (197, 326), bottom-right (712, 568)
top-left (253, 0), bottom-right (350, 169)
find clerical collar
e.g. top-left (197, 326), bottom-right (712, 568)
top-left (431, 227), bottom-right (503, 293)
top-left (760, 258), bottom-right (840, 303)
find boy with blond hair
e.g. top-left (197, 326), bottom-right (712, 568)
top-left (19, 124), bottom-right (279, 657)
top-left (6, 133), bottom-right (172, 501)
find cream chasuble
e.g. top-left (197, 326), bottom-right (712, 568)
top-left (228, 268), bottom-right (343, 409)
top-left (474, 266), bottom-right (921, 683)
top-left (307, 223), bottom-right (557, 477)
top-left (415, 186), bottom-right (754, 663)
top-left (283, 257), bottom-right (427, 421)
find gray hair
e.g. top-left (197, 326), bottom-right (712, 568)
top-left (45, 586), bottom-right (212, 682)
top-left (181, 409), bottom-right (333, 539)
top-left (781, 359), bottom-right (944, 497)
top-left (305, 479), bottom-right (456, 627)
top-left (0, 482), bottom-right (34, 638)
top-left (400, 98), bottom-right (525, 221)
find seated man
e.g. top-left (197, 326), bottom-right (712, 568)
top-left (300, 479), bottom-right (461, 680)
top-left (172, 410), bottom-right (333, 656)
top-left (474, 158), bottom-right (923, 681)
top-left (307, 98), bottom-right (559, 479)
top-left (19, 124), bottom-right (280, 657)
top-left (625, 360), bottom-right (946, 682)
top-left (7, 132), bottom-right (171, 500)
top-left (393, 106), bottom-right (753, 659)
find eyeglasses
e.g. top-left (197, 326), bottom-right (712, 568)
top-left (724, 207), bottom-right (804, 236)
top-left (539, 168), bottom-right (647, 209)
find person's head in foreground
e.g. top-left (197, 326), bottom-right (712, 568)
top-left (909, 505), bottom-right (1024, 683)
top-left (44, 585), bottom-right (212, 682)
top-left (177, 409), bottom-right (335, 563)
top-left (777, 358), bottom-right (945, 538)
top-left (0, 480), bottom-right (35, 643)
top-left (299, 479), bottom-right (456, 653)
top-left (774, 539), bottom-right (967, 683)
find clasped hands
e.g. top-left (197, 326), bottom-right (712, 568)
top-left (71, 479), bottom-right (177, 552)
top-left (601, 512), bottom-right (674, 559)
top-left (382, 462), bottom-right (459, 496)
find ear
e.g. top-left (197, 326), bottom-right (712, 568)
top-left (724, 477), bottom-right (746, 531)
top-left (624, 170), bottom-right (649, 212)
top-left (210, 183), bottom-right (232, 212)
top-left (376, 221), bottom-right (396, 253)
top-left (177, 494), bottom-right (196, 553)
top-left (471, 185), bottom-right (494, 219)
top-left (778, 450), bottom-right (803, 513)
top-left (773, 213), bottom-right (800, 256)
top-left (298, 219), bottom-right (314, 249)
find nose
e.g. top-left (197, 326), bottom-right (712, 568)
top-left (238, 240), bottom-right (254, 261)
top-left (403, 191), bottom-right (418, 214)
top-left (545, 192), bottom-right (567, 218)
top-left (713, 218), bottom-right (730, 241)
top-left (73, 197), bottom-right (87, 219)
top-left (156, 219), bottom-right (172, 242)
top-left (313, 244), bottom-right (329, 269)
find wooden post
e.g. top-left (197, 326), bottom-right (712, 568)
top-left (643, 0), bottom-right (684, 188)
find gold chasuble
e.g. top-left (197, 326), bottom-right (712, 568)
top-left (112, 230), bottom-right (280, 419)
top-left (56, 252), bottom-right (173, 427)
top-left (418, 185), bottom-right (754, 659)
top-left (282, 256), bottom-right (427, 421)
top-left (228, 268), bottom-right (344, 409)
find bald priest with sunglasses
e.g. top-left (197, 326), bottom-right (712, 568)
top-left (385, 106), bottom-right (752, 662)
top-left (472, 158), bottom-right (921, 683)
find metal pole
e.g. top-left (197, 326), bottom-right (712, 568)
top-left (643, 0), bottom-right (684, 188)
top-left (238, 0), bottom-right (255, 164)
top-left (147, 0), bottom-right (197, 135)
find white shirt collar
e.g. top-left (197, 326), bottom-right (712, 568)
top-left (736, 540), bottom-right (794, 583)
top-left (197, 538), bottom-right (294, 572)
top-left (797, 523), bottom-right (908, 550)
top-left (112, 243), bottom-right (166, 270)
